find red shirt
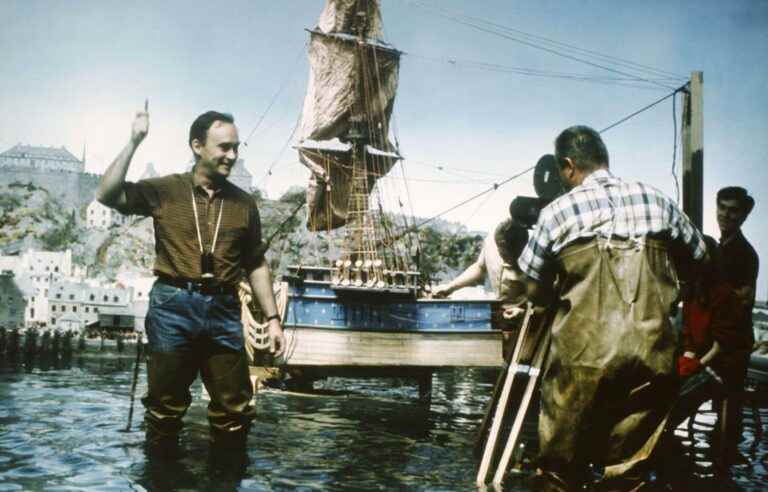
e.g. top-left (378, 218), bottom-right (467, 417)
top-left (682, 281), bottom-right (753, 384)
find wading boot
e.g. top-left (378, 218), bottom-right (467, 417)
top-left (142, 350), bottom-right (199, 460)
top-left (201, 350), bottom-right (256, 438)
top-left (144, 422), bottom-right (181, 461)
top-left (208, 426), bottom-right (249, 480)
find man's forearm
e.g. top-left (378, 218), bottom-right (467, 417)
top-left (248, 260), bottom-right (279, 319)
top-left (700, 340), bottom-right (721, 366)
top-left (96, 139), bottom-right (139, 207)
top-left (447, 262), bottom-right (486, 292)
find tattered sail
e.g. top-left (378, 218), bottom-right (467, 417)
top-left (299, 0), bottom-right (401, 230)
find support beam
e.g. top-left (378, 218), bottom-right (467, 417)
top-left (682, 71), bottom-right (704, 229)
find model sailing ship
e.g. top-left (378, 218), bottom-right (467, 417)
top-left (245, 0), bottom-right (506, 385)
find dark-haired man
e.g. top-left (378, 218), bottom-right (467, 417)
top-left (712, 186), bottom-right (758, 463)
top-left (97, 105), bottom-right (285, 455)
top-left (517, 125), bottom-right (707, 490)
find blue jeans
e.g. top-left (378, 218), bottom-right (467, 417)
top-left (142, 281), bottom-right (255, 442)
top-left (146, 282), bottom-right (245, 353)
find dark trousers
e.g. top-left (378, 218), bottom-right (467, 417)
top-left (142, 281), bottom-right (255, 446)
top-left (668, 368), bottom-right (746, 462)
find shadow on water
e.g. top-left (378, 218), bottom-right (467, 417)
top-left (0, 351), bottom-right (766, 491)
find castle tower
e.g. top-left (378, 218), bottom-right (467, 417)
top-left (228, 159), bottom-right (253, 192)
top-left (0, 144), bottom-right (84, 173)
top-left (140, 162), bottom-right (158, 180)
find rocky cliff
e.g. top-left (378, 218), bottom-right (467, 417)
top-left (0, 182), bottom-right (482, 284)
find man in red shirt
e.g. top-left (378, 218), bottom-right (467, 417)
top-left (670, 187), bottom-right (758, 466)
top-left (712, 186), bottom-right (758, 462)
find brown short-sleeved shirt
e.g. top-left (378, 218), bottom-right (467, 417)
top-left (116, 172), bottom-right (266, 286)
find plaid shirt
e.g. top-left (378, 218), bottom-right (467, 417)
top-left (518, 168), bottom-right (707, 282)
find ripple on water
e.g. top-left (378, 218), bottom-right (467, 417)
top-left (1, 357), bottom-right (767, 491)
top-left (4, 464), bottom-right (47, 479)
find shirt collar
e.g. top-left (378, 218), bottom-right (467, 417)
top-left (581, 168), bottom-right (615, 187)
top-left (186, 171), bottom-right (227, 198)
top-left (719, 229), bottom-right (743, 248)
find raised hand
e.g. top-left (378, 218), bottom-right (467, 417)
top-left (131, 99), bottom-right (149, 144)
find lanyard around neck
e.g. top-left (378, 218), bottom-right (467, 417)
top-left (190, 188), bottom-right (224, 254)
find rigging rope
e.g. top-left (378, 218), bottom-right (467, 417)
top-left (408, 1), bottom-right (686, 80)
top-left (406, 53), bottom-right (675, 91)
top-left (258, 116), bottom-right (301, 189)
top-left (412, 165), bottom-right (535, 232)
top-left (404, 84), bottom-right (687, 232)
top-left (672, 89), bottom-right (681, 204)
top-left (408, 0), bottom-right (680, 91)
top-left (599, 85), bottom-right (685, 133)
top-left (243, 42), bottom-right (306, 147)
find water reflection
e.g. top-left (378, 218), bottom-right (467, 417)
top-left (0, 349), bottom-right (766, 491)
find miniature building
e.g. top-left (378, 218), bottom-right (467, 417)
top-left (116, 272), bottom-right (155, 338)
top-left (0, 144), bottom-right (84, 173)
top-left (96, 307), bottom-right (135, 333)
top-left (20, 249), bottom-right (74, 280)
top-left (56, 312), bottom-right (83, 335)
top-left (0, 271), bottom-right (26, 328)
top-left (87, 199), bottom-right (128, 229)
top-left (48, 280), bottom-right (132, 328)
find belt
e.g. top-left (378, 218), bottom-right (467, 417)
top-left (156, 275), bottom-right (238, 296)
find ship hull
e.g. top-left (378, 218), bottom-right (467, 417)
top-left (257, 275), bottom-right (506, 370)
top-left (280, 326), bottom-right (503, 368)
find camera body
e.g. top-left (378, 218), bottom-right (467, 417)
top-left (509, 154), bottom-right (565, 230)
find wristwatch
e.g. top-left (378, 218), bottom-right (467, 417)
top-left (265, 314), bottom-right (281, 323)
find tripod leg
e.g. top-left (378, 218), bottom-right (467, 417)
top-left (476, 305), bottom-right (534, 486)
top-left (492, 328), bottom-right (551, 485)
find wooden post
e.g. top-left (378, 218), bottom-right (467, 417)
top-left (682, 71), bottom-right (704, 229)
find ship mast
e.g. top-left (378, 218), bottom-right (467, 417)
top-left (298, 0), bottom-right (419, 294)
top-left (338, 2), bottom-right (385, 288)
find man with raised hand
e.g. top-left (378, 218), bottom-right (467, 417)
top-left (517, 125), bottom-right (707, 490)
top-left (97, 103), bottom-right (285, 457)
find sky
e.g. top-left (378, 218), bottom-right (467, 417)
top-left (1, 0), bottom-right (767, 298)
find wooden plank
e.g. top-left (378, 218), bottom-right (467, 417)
top-left (278, 326), bottom-right (504, 367)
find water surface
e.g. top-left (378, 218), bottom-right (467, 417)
top-left (0, 347), bottom-right (765, 491)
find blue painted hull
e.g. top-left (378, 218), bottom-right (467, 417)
top-left (284, 280), bottom-right (500, 333)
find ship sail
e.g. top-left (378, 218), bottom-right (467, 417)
top-left (299, 0), bottom-right (401, 231)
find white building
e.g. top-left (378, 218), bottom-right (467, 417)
top-left (19, 249), bottom-right (74, 280)
top-left (87, 199), bottom-right (129, 229)
top-left (116, 272), bottom-right (156, 337)
top-left (0, 249), bottom-right (84, 326)
top-left (48, 280), bottom-right (133, 329)
top-left (56, 312), bottom-right (83, 334)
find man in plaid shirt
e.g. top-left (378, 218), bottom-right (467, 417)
top-left (518, 125), bottom-right (707, 490)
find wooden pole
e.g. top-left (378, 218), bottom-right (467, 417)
top-left (682, 71), bottom-right (704, 229)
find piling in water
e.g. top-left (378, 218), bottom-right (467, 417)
top-left (24, 328), bottom-right (38, 356)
